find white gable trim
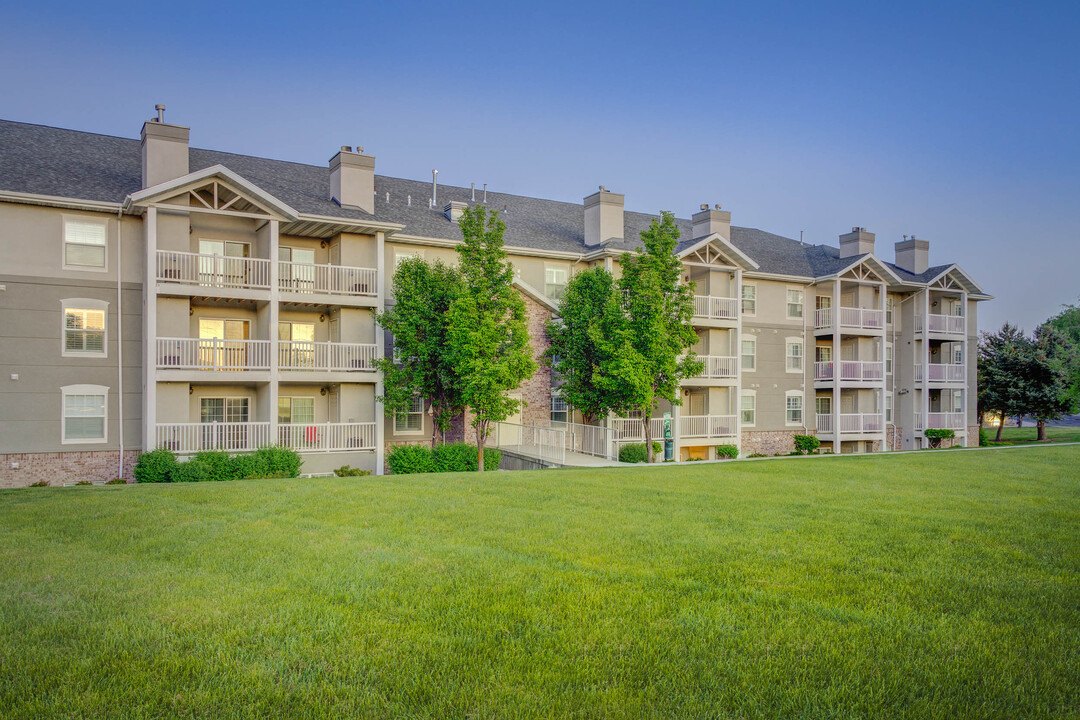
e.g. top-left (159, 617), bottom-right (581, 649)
top-left (677, 234), bottom-right (759, 270)
top-left (125, 164), bottom-right (299, 220)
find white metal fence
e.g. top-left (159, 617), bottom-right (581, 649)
top-left (156, 422), bottom-right (272, 453)
top-left (278, 261), bottom-right (378, 296)
top-left (278, 422), bottom-right (377, 452)
top-left (555, 421), bottom-right (619, 459)
top-left (491, 422), bottom-right (566, 464)
top-left (156, 250), bottom-right (271, 290)
top-left (156, 338), bottom-right (271, 371)
top-left (278, 341), bottom-right (378, 371)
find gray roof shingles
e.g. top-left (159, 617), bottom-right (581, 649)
top-left (0, 119), bottom-right (959, 283)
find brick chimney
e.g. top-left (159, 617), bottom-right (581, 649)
top-left (140, 105), bottom-right (189, 189)
top-left (839, 227), bottom-right (875, 258)
top-left (330, 146), bottom-right (375, 213)
top-left (692, 203), bottom-right (731, 241)
top-left (894, 235), bottom-right (929, 274)
top-left (583, 186), bottom-right (624, 247)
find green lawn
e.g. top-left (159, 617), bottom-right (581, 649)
top-left (992, 424), bottom-right (1080, 445)
top-left (2, 448), bottom-right (1079, 719)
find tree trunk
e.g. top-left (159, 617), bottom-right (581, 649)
top-left (995, 416), bottom-right (1004, 442)
top-left (1037, 420), bottom-right (1047, 442)
top-left (643, 413), bottom-right (654, 464)
top-left (477, 420), bottom-right (486, 472)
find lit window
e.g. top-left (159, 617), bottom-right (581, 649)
top-left (395, 395), bottom-right (424, 433)
top-left (64, 219), bottom-right (107, 269)
top-left (61, 385), bottom-right (108, 443)
top-left (786, 393), bottom-right (803, 425)
top-left (550, 394), bottom-right (568, 424)
top-left (741, 391), bottom-right (755, 426)
top-left (63, 303), bottom-right (107, 356)
top-left (786, 340), bottom-right (803, 373)
top-left (741, 337), bottom-right (756, 371)
top-left (741, 284), bottom-right (756, 314)
top-left (278, 397), bottom-right (315, 424)
top-left (545, 265), bottom-right (569, 301)
top-left (786, 289), bottom-right (804, 319)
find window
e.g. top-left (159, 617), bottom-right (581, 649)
top-left (395, 394), bottom-right (424, 433)
top-left (816, 345), bottom-right (832, 363)
top-left (786, 339), bottom-right (803, 373)
top-left (545, 264), bottom-right (569, 301)
top-left (886, 297), bottom-right (894, 325)
top-left (199, 397), bottom-right (250, 449)
top-left (550, 393), bottom-right (568, 424)
top-left (786, 392), bottom-right (803, 426)
top-left (394, 250), bottom-right (423, 272)
top-left (885, 394), bottom-right (893, 423)
top-left (200, 397), bottom-right (249, 423)
top-left (279, 246), bottom-right (317, 291)
top-left (198, 239), bottom-right (250, 287)
top-left (740, 391), bottom-right (756, 426)
top-left (741, 336), bottom-right (756, 371)
top-left (63, 218), bottom-right (107, 269)
top-left (61, 299), bottom-right (107, 357)
top-left (952, 389), bottom-right (964, 413)
top-left (953, 346), bottom-right (963, 365)
top-left (816, 396), bottom-right (831, 416)
top-left (741, 284), bottom-right (756, 315)
top-left (786, 288), bottom-right (804, 319)
top-left (61, 385), bottom-right (108, 444)
top-left (886, 342), bottom-right (893, 375)
top-left (278, 397), bottom-right (315, 424)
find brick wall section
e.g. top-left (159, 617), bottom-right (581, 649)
top-left (887, 427), bottom-right (903, 451)
top-left (740, 431), bottom-right (798, 456)
top-left (0, 451), bottom-right (139, 488)
top-left (967, 425), bottom-right (980, 448)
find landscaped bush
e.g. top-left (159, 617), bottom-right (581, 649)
top-left (979, 427), bottom-right (990, 447)
top-left (619, 442), bottom-right (662, 464)
top-left (29, 480), bottom-right (50, 487)
top-left (134, 448), bottom-right (178, 483)
top-left (333, 465), bottom-right (372, 477)
top-left (228, 453), bottom-right (265, 480)
top-left (106, 478), bottom-right (127, 485)
top-left (171, 459), bottom-right (211, 483)
top-left (251, 446), bottom-right (303, 478)
top-left (715, 445), bottom-right (738, 459)
top-left (747, 452), bottom-right (768, 458)
top-left (75, 480), bottom-right (93, 486)
top-left (924, 428), bottom-right (956, 449)
top-left (387, 445), bottom-right (437, 474)
top-left (433, 443), bottom-right (501, 473)
top-left (793, 434), bottom-right (821, 455)
top-left (194, 451), bottom-right (234, 482)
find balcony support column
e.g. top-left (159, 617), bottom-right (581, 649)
top-left (832, 279), bottom-right (840, 454)
top-left (267, 220), bottom-right (280, 446)
top-left (734, 268), bottom-right (742, 455)
top-left (921, 289), bottom-right (930, 443)
top-left (143, 206), bottom-right (158, 452)
top-left (960, 289), bottom-right (968, 446)
top-left (375, 231), bottom-right (386, 475)
top-left (879, 282), bottom-right (888, 451)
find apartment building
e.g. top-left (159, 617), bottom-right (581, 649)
top-left (0, 112), bottom-right (989, 486)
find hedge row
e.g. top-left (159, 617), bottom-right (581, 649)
top-left (387, 443), bottom-right (501, 474)
top-left (618, 442), bottom-right (663, 464)
top-left (134, 446), bottom-right (303, 483)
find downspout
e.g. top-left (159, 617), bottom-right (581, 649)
top-left (116, 207), bottom-right (125, 480)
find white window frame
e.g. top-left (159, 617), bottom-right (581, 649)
top-left (740, 390), bottom-right (756, 427)
top-left (61, 384), bottom-right (108, 444)
top-left (544, 263), bottom-right (569, 302)
top-left (61, 298), bottom-right (109, 358)
top-left (886, 342), bottom-right (893, 375)
top-left (885, 393), bottom-right (893, 424)
top-left (786, 288), bottom-right (804, 320)
top-left (741, 283), bottom-right (756, 316)
top-left (278, 396), bottom-right (316, 424)
top-left (785, 390), bottom-right (804, 427)
top-left (394, 394), bottom-right (425, 435)
top-left (741, 335), bottom-right (756, 372)
top-left (550, 393), bottom-right (568, 424)
top-left (816, 395), bottom-right (832, 417)
top-left (886, 296), bottom-right (894, 325)
top-left (62, 215), bottom-right (109, 272)
top-left (785, 337), bottom-right (803, 373)
top-left (393, 249), bottom-right (424, 273)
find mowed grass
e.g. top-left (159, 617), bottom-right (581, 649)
top-left (994, 425), bottom-right (1080, 445)
top-left (2, 448), bottom-right (1079, 719)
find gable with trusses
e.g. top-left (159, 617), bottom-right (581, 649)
top-left (677, 233), bottom-right (759, 270)
top-left (124, 164), bottom-right (299, 221)
top-left (823, 256), bottom-right (904, 286)
top-left (924, 265), bottom-right (984, 295)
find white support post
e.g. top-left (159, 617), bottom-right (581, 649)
top-left (142, 206), bottom-right (157, 452)
top-left (921, 288), bottom-right (930, 444)
top-left (832, 278), bottom-right (841, 454)
top-left (960, 289), bottom-right (968, 446)
top-left (879, 282), bottom-right (888, 452)
top-left (374, 231), bottom-right (386, 475)
top-left (734, 268), bottom-right (743, 455)
top-left (267, 220), bottom-right (280, 448)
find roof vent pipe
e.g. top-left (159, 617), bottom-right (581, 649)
top-left (471, 183), bottom-right (476, 202)
top-left (483, 184), bottom-right (487, 203)
top-left (432, 169), bottom-right (438, 207)
top-left (155, 104), bottom-right (165, 123)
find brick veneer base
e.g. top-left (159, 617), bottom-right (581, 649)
top-left (740, 431), bottom-right (799, 457)
top-left (0, 451), bottom-right (139, 489)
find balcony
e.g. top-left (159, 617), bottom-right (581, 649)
top-left (156, 250), bottom-right (271, 291)
top-left (692, 295), bottom-right (738, 322)
top-left (278, 341), bottom-right (378, 372)
top-left (278, 422), bottom-right (377, 452)
top-left (915, 363), bottom-right (966, 383)
top-left (611, 417), bottom-right (666, 443)
top-left (278, 261), bottom-right (377, 297)
top-left (691, 355), bottom-right (738, 380)
top-left (915, 314), bottom-right (966, 336)
top-left (814, 360), bottom-right (884, 383)
top-left (679, 415), bottom-right (738, 440)
top-left (914, 412), bottom-right (966, 431)
top-left (818, 413), bottom-right (883, 435)
top-left (156, 422), bottom-right (272, 453)
top-left (815, 307), bottom-right (884, 333)
top-left (157, 338), bottom-right (271, 371)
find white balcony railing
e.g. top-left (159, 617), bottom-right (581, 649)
top-left (278, 341), bottom-right (378, 372)
top-left (815, 307), bottom-right (833, 329)
top-left (278, 261), bottom-right (378, 297)
top-left (692, 295), bottom-right (739, 321)
top-left (915, 364), bottom-right (966, 383)
top-left (278, 422), bottom-right (377, 452)
top-left (816, 414), bottom-right (833, 433)
top-left (915, 412), bottom-right (966, 431)
top-left (611, 417), bottom-right (667, 443)
top-left (693, 355), bottom-right (738, 379)
top-left (156, 338), bottom-right (271, 371)
top-left (679, 415), bottom-right (738, 439)
top-left (814, 360), bottom-right (883, 382)
top-left (815, 306), bottom-right (883, 331)
top-left (156, 422), bottom-right (271, 454)
top-left (915, 314), bottom-right (966, 335)
top-left (156, 250), bottom-right (271, 290)
top-left (838, 413), bottom-right (884, 434)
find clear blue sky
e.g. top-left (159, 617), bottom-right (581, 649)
top-left (2, 0), bottom-right (1077, 331)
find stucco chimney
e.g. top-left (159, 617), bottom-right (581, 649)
top-left (894, 235), bottom-right (930, 274)
top-left (330, 146), bottom-right (375, 213)
top-left (140, 113), bottom-right (189, 189)
top-left (692, 203), bottom-right (731, 241)
top-left (839, 226), bottom-right (875, 258)
top-left (583, 187), bottom-right (624, 247)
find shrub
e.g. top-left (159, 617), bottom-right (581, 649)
top-left (333, 465), bottom-right (372, 477)
top-left (251, 446), bottom-right (303, 478)
top-left (228, 453), bottom-right (265, 480)
top-left (979, 427), bottom-right (990, 447)
top-left (387, 444), bottom-right (436, 475)
top-left (194, 451), bottom-right (234, 482)
top-left (170, 459), bottom-right (211, 483)
top-left (747, 452), bottom-right (768, 458)
top-left (619, 442), bottom-right (662, 464)
top-left (106, 478), bottom-right (127, 485)
top-left (134, 448), bottom-right (177, 483)
top-left (715, 445), bottom-right (738, 459)
top-left (793, 434), bottom-right (821, 455)
top-left (75, 480), bottom-right (93, 486)
top-left (432, 443), bottom-right (502, 473)
top-left (924, 428), bottom-right (956, 449)
top-left (29, 480), bottom-right (50, 487)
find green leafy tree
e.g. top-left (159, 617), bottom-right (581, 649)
top-left (1044, 300), bottom-right (1080, 406)
top-left (375, 258), bottom-right (463, 447)
top-left (546, 267), bottom-right (617, 425)
top-left (979, 324), bottom-right (1029, 441)
top-left (447, 206), bottom-right (537, 471)
top-left (594, 211), bottom-right (702, 463)
top-left (1028, 324), bottom-right (1075, 441)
